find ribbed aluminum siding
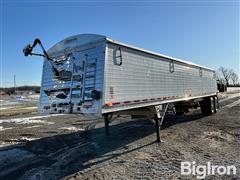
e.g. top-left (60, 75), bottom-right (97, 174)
top-left (103, 42), bottom-right (217, 111)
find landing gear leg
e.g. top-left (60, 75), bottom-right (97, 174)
top-left (104, 113), bottom-right (109, 136)
top-left (155, 116), bottom-right (161, 143)
top-left (154, 104), bottom-right (169, 143)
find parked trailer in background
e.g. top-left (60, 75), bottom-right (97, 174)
top-left (23, 34), bottom-right (218, 142)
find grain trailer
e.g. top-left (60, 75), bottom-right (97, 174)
top-left (23, 34), bottom-right (218, 142)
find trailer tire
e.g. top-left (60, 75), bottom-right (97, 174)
top-left (209, 97), bottom-right (215, 115)
top-left (200, 97), bottom-right (214, 115)
top-left (214, 96), bottom-right (219, 113)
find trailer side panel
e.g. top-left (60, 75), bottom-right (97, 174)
top-left (103, 42), bottom-right (217, 113)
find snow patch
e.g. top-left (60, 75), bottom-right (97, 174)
top-left (0, 114), bottom-right (63, 124)
top-left (0, 100), bottom-right (20, 106)
top-left (0, 107), bottom-right (12, 110)
top-left (58, 126), bottom-right (84, 131)
top-left (0, 126), bottom-right (13, 131)
top-left (20, 137), bottom-right (39, 141)
top-left (25, 125), bottom-right (43, 129)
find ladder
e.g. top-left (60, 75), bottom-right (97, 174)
top-left (82, 57), bottom-right (97, 101)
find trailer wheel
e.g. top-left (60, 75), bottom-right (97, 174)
top-left (209, 97), bottom-right (215, 114)
top-left (200, 97), bottom-right (214, 115)
top-left (214, 96), bottom-right (219, 113)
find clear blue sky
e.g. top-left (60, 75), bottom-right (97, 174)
top-left (1, 1), bottom-right (239, 87)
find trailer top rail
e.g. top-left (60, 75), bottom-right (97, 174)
top-left (48, 34), bottom-right (214, 72)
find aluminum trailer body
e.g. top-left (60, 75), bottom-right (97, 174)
top-left (39, 34), bottom-right (217, 116)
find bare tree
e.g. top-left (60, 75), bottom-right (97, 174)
top-left (230, 72), bottom-right (239, 86)
top-left (218, 67), bottom-right (233, 86)
top-left (216, 71), bottom-right (225, 84)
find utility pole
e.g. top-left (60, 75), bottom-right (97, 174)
top-left (14, 75), bottom-right (16, 95)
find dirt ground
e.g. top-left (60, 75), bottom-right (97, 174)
top-left (0, 91), bottom-right (239, 179)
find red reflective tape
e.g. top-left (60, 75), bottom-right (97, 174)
top-left (112, 102), bottom-right (121, 105)
top-left (123, 101), bottom-right (131, 104)
top-left (133, 100), bottom-right (140, 102)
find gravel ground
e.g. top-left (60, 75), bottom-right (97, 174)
top-left (0, 91), bottom-right (239, 180)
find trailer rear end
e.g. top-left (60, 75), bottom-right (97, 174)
top-left (38, 35), bottom-right (106, 115)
